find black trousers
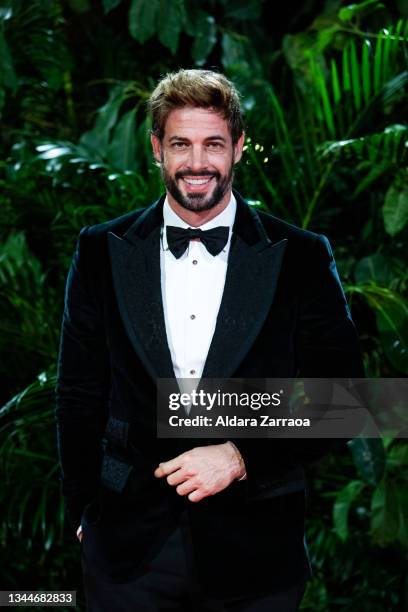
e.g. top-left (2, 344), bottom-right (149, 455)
top-left (82, 510), bottom-right (308, 612)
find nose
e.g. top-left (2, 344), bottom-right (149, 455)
top-left (187, 145), bottom-right (209, 172)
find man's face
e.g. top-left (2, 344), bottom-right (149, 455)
top-left (151, 107), bottom-right (244, 212)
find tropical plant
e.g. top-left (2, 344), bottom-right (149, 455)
top-left (300, 436), bottom-right (408, 611)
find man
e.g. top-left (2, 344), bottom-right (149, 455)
top-left (55, 69), bottom-right (364, 611)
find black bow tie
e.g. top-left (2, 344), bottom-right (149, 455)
top-left (166, 225), bottom-right (229, 259)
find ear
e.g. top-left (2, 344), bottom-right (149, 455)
top-left (233, 131), bottom-right (245, 164)
top-left (150, 133), bottom-right (162, 164)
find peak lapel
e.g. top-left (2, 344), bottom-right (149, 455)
top-left (107, 197), bottom-right (175, 383)
top-left (201, 192), bottom-right (288, 379)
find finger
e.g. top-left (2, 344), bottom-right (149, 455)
top-left (154, 455), bottom-right (182, 478)
top-left (188, 488), bottom-right (209, 502)
top-left (176, 479), bottom-right (198, 496)
top-left (167, 469), bottom-right (189, 486)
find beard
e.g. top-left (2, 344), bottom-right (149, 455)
top-left (160, 153), bottom-right (235, 212)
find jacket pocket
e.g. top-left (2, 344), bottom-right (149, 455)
top-left (100, 452), bottom-right (134, 493)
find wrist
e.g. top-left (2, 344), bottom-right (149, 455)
top-left (225, 441), bottom-right (247, 480)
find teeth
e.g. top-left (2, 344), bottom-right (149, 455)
top-left (183, 178), bottom-right (212, 185)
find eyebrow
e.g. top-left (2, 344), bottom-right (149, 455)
top-left (168, 135), bottom-right (227, 143)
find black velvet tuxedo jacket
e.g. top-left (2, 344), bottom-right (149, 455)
top-left (55, 190), bottom-right (364, 598)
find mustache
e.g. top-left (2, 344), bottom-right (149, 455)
top-left (175, 170), bottom-right (220, 180)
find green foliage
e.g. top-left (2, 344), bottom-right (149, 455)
top-left (192, 11), bottom-right (217, 65)
top-left (301, 435), bottom-right (408, 610)
top-left (0, 17), bottom-right (17, 115)
top-left (0, 231), bottom-right (58, 394)
top-left (0, 371), bottom-right (61, 552)
top-left (102, 0), bottom-right (121, 13)
top-left (338, 1), bottom-right (386, 22)
top-left (383, 169), bottom-right (408, 236)
top-left (122, 0), bottom-right (263, 61)
top-left (330, 437), bottom-right (408, 552)
top-left (272, 17), bottom-right (408, 228)
top-left (333, 479), bottom-right (365, 541)
top-left (354, 253), bottom-right (395, 285)
top-left (349, 438), bottom-right (386, 485)
top-left (129, 0), bottom-right (160, 44)
top-left (346, 282), bottom-right (408, 373)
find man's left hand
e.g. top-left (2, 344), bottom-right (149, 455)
top-left (154, 442), bottom-right (245, 502)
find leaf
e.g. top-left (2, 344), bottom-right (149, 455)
top-left (0, 87), bottom-right (4, 115)
top-left (106, 109), bottom-right (137, 172)
top-left (353, 161), bottom-right (390, 196)
top-left (79, 85), bottom-right (126, 155)
top-left (44, 523), bottom-right (54, 551)
top-left (0, 7), bottom-right (13, 21)
top-left (36, 145), bottom-right (73, 160)
top-left (389, 19), bottom-right (405, 68)
top-left (376, 300), bottom-right (408, 374)
top-left (320, 77), bottom-right (336, 138)
top-left (348, 437), bottom-right (386, 485)
top-left (134, 116), bottom-right (153, 172)
top-left (66, 0), bottom-right (91, 12)
top-left (0, 28), bottom-right (17, 93)
top-left (354, 254), bottom-right (394, 286)
top-left (350, 40), bottom-right (361, 111)
top-left (102, 0), bottom-right (122, 13)
top-left (158, 0), bottom-right (184, 54)
top-left (382, 26), bottom-right (392, 82)
top-left (342, 44), bottom-right (351, 92)
top-left (395, 486), bottom-right (408, 547)
top-left (331, 58), bottom-right (341, 105)
top-left (383, 171), bottom-right (408, 236)
top-left (182, 4), bottom-right (196, 36)
top-left (314, 60), bottom-right (336, 138)
top-left (362, 39), bottom-right (372, 104)
top-left (129, 0), bottom-right (159, 43)
top-left (333, 480), bottom-right (365, 541)
top-left (221, 31), bottom-right (248, 68)
top-left (320, 124), bottom-right (407, 172)
top-left (388, 442), bottom-right (408, 467)
top-left (373, 29), bottom-right (383, 93)
top-left (192, 11), bottom-right (217, 65)
top-left (371, 479), bottom-right (400, 546)
top-left (0, 232), bottom-right (45, 297)
top-left (221, 0), bottom-right (263, 21)
top-left (338, 1), bottom-right (385, 22)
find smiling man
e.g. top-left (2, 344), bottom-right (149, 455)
top-left (55, 69), bottom-right (364, 611)
top-left (154, 105), bottom-right (241, 217)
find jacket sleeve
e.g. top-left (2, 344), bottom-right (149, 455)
top-left (232, 234), bottom-right (365, 496)
top-left (295, 234), bottom-right (364, 378)
top-left (55, 226), bottom-right (110, 530)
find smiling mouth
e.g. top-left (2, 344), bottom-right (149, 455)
top-left (181, 176), bottom-right (214, 186)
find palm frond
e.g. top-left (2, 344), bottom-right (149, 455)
top-left (0, 370), bottom-right (62, 550)
top-left (0, 232), bottom-right (58, 390)
top-left (310, 20), bottom-right (408, 140)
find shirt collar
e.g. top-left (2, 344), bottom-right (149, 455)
top-left (161, 192), bottom-right (237, 252)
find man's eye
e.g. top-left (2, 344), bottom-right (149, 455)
top-left (207, 143), bottom-right (223, 150)
top-left (172, 142), bottom-right (188, 149)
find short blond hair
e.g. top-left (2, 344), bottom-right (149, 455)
top-left (147, 68), bottom-right (244, 144)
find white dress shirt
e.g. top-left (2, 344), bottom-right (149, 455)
top-left (160, 193), bottom-right (236, 386)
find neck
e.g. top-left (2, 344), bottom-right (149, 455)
top-left (167, 189), bottom-right (232, 227)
